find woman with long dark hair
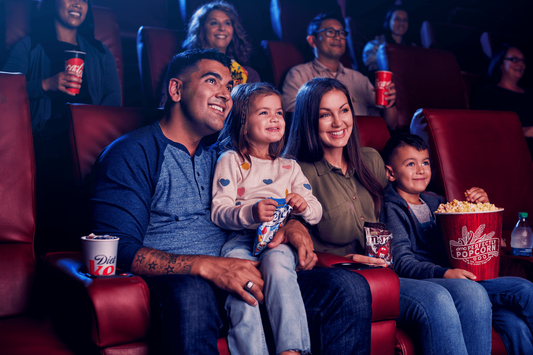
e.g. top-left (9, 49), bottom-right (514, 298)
top-left (182, 1), bottom-right (260, 84)
top-left (284, 77), bottom-right (493, 355)
top-left (285, 78), bottom-right (385, 255)
top-left (3, 0), bottom-right (121, 131)
top-left (362, 5), bottom-right (416, 73)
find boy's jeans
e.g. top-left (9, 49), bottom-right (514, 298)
top-left (480, 276), bottom-right (533, 355)
top-left (399, 276), bottom-right (533, 355)
top-left (398, 277), bottom-right (492, 355)
top-left (222, 232), bottom-right (311, 355)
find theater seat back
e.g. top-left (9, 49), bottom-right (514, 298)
top-left (137, 26), bottom-right (186, 108)
top-left (92, 6), bottom-right (124, 106)
top-left (261, 40), bottom-right (305, 89)
top-left (68, 104), bottom-right (164, 186)
top-left (0, 72), bottom-right (36, 318)
top-left (386, 44), bottom-right (467, 130)
top-left (419, 108), bottom-right (533, 234)
top-left (356, 115), bottom-right (390, 153)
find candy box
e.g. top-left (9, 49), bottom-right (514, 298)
top-left (364, 222), bottom-right (393, 265)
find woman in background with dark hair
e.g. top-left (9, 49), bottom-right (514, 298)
top-left (3, 0), bottom-right (121, 131)
top-left (363, 5), bottom-right (416, 74)
top-left (2, 0), bottom-right (120, 254)
top-left (471, 45), bottom-right (533, 159)
top-left (182, 1), bottom-right (260, 85)
top-left (285, 77), bottom-right (492, 355)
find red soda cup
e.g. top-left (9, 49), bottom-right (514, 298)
top-left (375, 70), bottom-right (392, 108)
top-left (64, 50), bottom-right (85, 95)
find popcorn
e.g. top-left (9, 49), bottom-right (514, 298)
top-left (435, 199), bottom-right (499, 213)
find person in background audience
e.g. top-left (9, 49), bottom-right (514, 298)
top-left (282, 12), bottom-right (398, 131)
top-left (2, 0), bottom-right (120, 253)
top-left (3, 0), bottom-right (120, 132)
top-left (362, 5), bottom-right (417, 76)
top-left (183, 0), bottom-right (260, 85)
top-left (471, 45), bottom-right (533, 160)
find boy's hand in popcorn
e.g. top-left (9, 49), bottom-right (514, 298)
top-left (285, 193), bottom-right (308, 214)
top-left (465, 187), bottom-right (490, 203)
top-left (253, 199), bottom-right (278, 222)
top-left (444, 268), bottom-right (477, 280)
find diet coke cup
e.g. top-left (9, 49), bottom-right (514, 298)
top-left (81, 234), bottom-right (119, 276)
top-left (64, 50), bottom-right (85, 95)
top-left (375, 70), bottom-right (392, 108)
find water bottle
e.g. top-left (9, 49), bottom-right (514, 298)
top-left (511, 212), bottom-right (533, 256)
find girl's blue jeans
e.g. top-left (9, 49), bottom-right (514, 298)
top-left (222, 232), bottom-right (311, 355)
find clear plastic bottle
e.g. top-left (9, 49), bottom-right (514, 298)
top-left (511, 212), bottom-right (533, 257)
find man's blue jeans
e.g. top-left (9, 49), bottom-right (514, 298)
top-left (480, 276), bottom-right (533, 355)
top-left (145, 267), bottom-right (372, 355)
top-left (398, 278), bottom-right (492, 355)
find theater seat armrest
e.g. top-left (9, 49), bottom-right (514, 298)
top-left (315, 251), bottom-right (400, 321)
top-left (44, 252), bottom-right (151, 348)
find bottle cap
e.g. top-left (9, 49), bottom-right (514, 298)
top-left (519, 212), bottom-right (528, 218)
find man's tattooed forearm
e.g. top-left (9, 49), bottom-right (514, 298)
top-left (131, 247), bottom-right (200, 276)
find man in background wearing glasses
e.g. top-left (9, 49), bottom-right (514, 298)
top-left (282, 12), bottom-right (399, 130)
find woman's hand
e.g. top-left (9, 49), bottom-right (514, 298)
top-left (41, 71), bottom-right (82, 96)
top-left (285, 193), bottom-right (308, 214)
top-left (465, 187), bottom-right (489, 203)
top-left (384, 82), bottom-right (396, 108)
top-left (444, 268), bottom-right (477, 280)
top-left (252, 199), bottom-right (277, 223)
top-left (345, 253), bottom-right (388, 267)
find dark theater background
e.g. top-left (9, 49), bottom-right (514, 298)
top-left (2, 0), bottom-right (532, 106)
top-left (1, 1), bottom-right (533, 355)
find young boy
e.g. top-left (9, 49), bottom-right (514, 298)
top-left (381, 133), bottom-right (533, 355)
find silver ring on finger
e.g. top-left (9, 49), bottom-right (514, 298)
top-left (245, 280), bottom-right (254, 291)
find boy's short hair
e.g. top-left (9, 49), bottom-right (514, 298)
top-left (307, 12), bottom-right (346, 37)
top-left (164, 49), bottom-right (232, 111)
top-left (382, 133), bottom-right (429, 165)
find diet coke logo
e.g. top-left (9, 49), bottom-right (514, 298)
top-left (449, 224), bottom-right (500, 266)
top-left (66, 62), bottom-right (84, 76)
top-left (89, 254), bottom-right (116, 275)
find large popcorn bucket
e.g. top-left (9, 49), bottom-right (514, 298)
top-left (435, 209), bottom-right (504, 281)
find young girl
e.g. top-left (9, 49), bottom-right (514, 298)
top-left (212, 82), bottom-right (321, 355)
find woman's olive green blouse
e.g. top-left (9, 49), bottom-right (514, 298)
top-left (299, 147), bottom-right (388, 257)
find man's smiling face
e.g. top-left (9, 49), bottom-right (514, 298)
top-left (310, 19), bottom-right (346, 60)
top-left (178, 59), bottom-right (234, 137)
